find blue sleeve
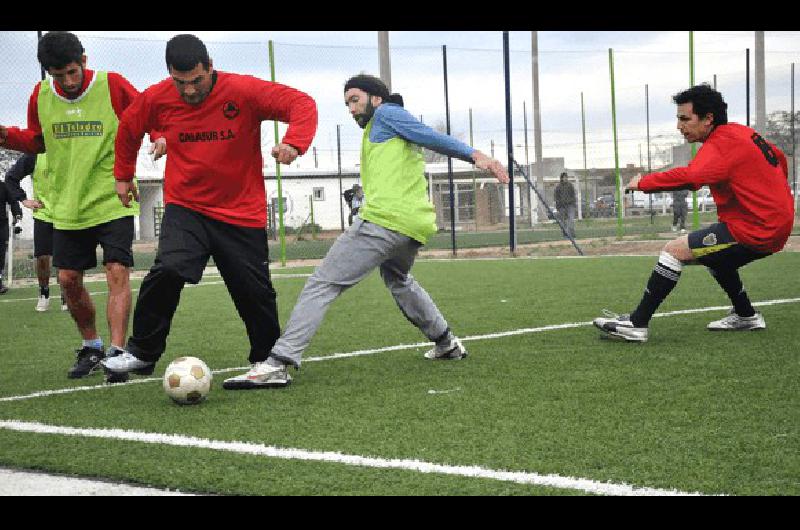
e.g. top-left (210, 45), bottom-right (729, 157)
top-left (371, 104), bottom-right (475, 162)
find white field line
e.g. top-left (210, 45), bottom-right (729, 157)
top-left (0, 419), bottom-right (708, 496)
top-left (2, 296), bottom-right (798, 404)
top-left (0, 274), bottom-right (311, 304)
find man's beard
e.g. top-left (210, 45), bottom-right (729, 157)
top-left (354, 99), bottom-right (376, 128)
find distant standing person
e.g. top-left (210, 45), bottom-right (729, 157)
top-left (221, 74), bottom-right (509, 389)
top-left (0, 178), bottom-right (22, 294)
top-left (671, 188), bottom-right (688, 233)
top-left (554, 171), bottom-right (577, 239)
top-left (348, 184), bottom-right (364, 225)
top-left (594, 84), bottom-right (794, 342)
top-left (102, 34), bottom-right (318, 379)
top-left (4, 153), bottom-right (67, 311)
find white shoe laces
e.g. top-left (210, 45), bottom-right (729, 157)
top-left (601, 309), bottom-right (631, 321)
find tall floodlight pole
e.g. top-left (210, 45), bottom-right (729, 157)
top-left (690, 31), bottom-right (699, 229)
top-left (609, 48), bottom-right (623, 239)
top-left (378, 31), bottom-right (392, 91)
top-left (755, 31), bottom-right (766, 134)
top-left (531, 31), bottom-right (543, 225)
top-left (503, 32), bottom-right (516, 253)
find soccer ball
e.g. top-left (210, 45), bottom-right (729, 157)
top-left (162, 357), bottom-right (213, 405)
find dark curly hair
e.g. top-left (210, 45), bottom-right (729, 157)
top-left (37, 32), bottom-right (84, 71)
top-left (673, 84), bottom-right (728, 126)
top-left (165, 34), bottom-right (210, 72)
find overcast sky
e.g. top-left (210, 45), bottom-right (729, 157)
top-left (2, 31), bottom-right (798, 172)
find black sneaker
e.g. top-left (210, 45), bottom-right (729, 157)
top-left (67, 346), bottom-right (105, 379)
top-left (103, 347), bottom-right (130, 384)
top-left (0, 283), bottom-right (7, 295)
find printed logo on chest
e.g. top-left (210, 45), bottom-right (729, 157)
top-left (223, 101), bottom-right (240, 120)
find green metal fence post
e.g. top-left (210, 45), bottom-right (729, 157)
top-left (268, 40), bottom-right (287, 267)
top-left (309, 194), bottom-right (316, 240)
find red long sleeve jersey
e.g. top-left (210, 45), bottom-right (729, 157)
top-left (115, 71), bottom-right (318, 228)
top-left (3, 70), bottom-right (140, 153)
top-left (639, 123), bottom-right (794, 253)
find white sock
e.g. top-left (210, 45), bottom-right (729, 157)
top-left (659, 251), bottom-right (684, 273)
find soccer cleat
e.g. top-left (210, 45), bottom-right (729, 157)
top-left (67, 346), bottom-right (105, 379)
top-left (103, 347), bottom-right (131, 384)
top-left (61, 299), bottom-right (68, 311)
top-left (0, 283), bottom-right (7, 295)
top-left (424, 337), bottom-right (468, 360)
top-left (101, 350), bottom-right (156, 376)
top-left (707, 310), bottom-right (766, 331)
top-left (593, 310), bottom-right (648, 342)
top-left (222, 360), bottom-right (292, 390)
top-left (35, 295), bottom-right (50, 312)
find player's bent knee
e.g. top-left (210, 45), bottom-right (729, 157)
top-left (663, 237), bottom-right (693, 263)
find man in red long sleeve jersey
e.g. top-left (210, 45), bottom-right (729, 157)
top-left (103, 34), bottom-right (318, 377)
top-left (594, 84), bottom-right (794, 342)
top-left (0, 32), bottom-right (159, 380)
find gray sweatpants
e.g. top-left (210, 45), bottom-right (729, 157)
top-left (270, 218), bottom-right (450, 368)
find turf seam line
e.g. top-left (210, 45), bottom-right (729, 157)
top-left (0, 419), bottom-right (711, 496)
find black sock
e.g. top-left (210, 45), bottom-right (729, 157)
top-left (41, 285), bottom-right (50, 298)
top-left (630, 252), bottom-right (683, 328)
top-left (709, 268), bottom-right (755, 317)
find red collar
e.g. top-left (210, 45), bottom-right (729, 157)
top-left (53, 69), bottom-right (94, 99)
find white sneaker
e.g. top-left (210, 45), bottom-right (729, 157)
top-left (593, 310), bottom-right (649, 342)
top-left (222, 360), bottom-right (292, 389)
top-left (101, 350), bottom-right (155, 375)
top-left (61, 300), bottom-right (68, 311)
top-left (424, 337), bottom-right (468, 360)
top-left (35, 295), bottom-right (50, 312)
top-left (671, 225), bottom-right (678, 232)
top-left (707, 310), bottom-right (766, 331)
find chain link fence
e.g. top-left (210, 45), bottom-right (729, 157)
top-left (2, 32), bottom-right (799, 280)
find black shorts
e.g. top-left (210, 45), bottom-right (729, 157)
top-left (688, 222), bottom-right (771, 270)
top-left (53, 216), bottom-right (134, 271)
top-left (33, 218), bottom-right (54, 257)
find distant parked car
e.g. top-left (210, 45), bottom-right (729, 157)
top-left (591, 194), bottom-right (616, 217)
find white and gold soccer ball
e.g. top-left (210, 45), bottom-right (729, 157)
top-left (162, 357), bottom-right (213, 405)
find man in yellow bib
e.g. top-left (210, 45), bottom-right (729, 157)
top-left (0, 32), bottom-right (158, 381)
top-left (223, 74), bottom-right (509, 389)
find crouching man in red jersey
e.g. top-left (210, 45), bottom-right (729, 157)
top-left (594, 84), bottom-right (794, 342)
top-left (103, 34), bottom-right (317, 375)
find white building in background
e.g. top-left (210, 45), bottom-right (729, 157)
top-left (134, 150), bottom-right (365, 240)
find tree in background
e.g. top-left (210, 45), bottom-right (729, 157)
top-left (764, 110), bottom-right (798, 157)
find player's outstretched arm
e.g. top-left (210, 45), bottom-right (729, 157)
top-left (471, 150), bottom-right (509, 184)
